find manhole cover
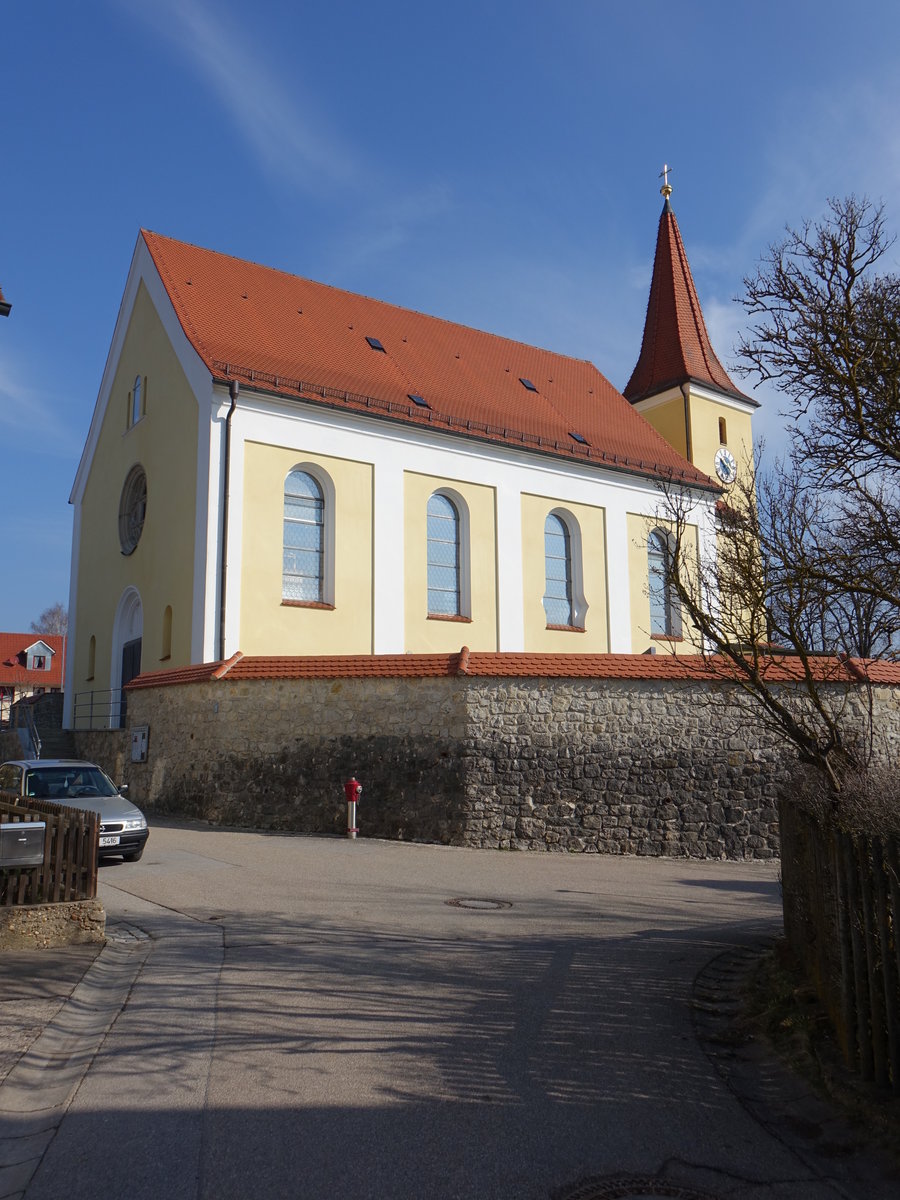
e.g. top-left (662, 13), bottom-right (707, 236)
top-left (445, 897), bottom-right (512, 910)
top-left (554, 1177), bottom-right (719, 1200)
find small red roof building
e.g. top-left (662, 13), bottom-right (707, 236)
top-left (0, 633), bottom-right (65, 690)
top-left (0, 633), bottom-right (64, 724)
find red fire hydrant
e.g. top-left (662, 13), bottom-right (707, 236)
top-left (344, 777), bottom-right (362, 839)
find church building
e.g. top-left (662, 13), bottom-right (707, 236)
top-left (64, 182), bottom-right (756, 728)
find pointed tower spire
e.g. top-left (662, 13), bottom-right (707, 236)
top-left (623, 175), bottom-right (751, 405)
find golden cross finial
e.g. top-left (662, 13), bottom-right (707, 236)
top-left (659, 162), bottom-right (673, 199)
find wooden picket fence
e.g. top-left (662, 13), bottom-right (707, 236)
top-left (780, 802), bottom-right (900, 1091)
top-left (0, 798), bottom-right (99, 906)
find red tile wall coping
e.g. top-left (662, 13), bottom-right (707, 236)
top-left (125, 649), bottom-right (900, 689)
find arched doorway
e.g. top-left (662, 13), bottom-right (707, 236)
top-left (111, 587), bottom-right (143, 729)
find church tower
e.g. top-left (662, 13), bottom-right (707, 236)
top-left (624, 169), bottom-right (757, 488)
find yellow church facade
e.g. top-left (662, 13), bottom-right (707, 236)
top-left (65, 192), bottom-right (753, 727)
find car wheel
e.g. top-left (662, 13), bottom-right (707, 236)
top-left (122, 846), bottom-right (144, 863)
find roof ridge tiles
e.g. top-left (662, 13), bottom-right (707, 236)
top-left (142, 230), bottom-right (216, 368)
top-left (143, 229), bottom-right (597, 368)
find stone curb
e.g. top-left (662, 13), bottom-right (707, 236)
top-left (0, 929), bottom-right (151, 1199)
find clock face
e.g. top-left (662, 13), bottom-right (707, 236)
top-left (714, 447), bottom-right (737, 484)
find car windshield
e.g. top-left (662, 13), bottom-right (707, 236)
top-left (23, 766), bottom-right (120, 801)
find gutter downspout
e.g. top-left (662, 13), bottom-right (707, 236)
top-left (218, 381), bottom-right (239, 663)
top-left (680, 383), bottom-right (694, 464)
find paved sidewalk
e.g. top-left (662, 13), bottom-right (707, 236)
top-left (0, 946), bottom-right (102, 1089)
top-left (1, 826), bottom-right (898, 1200)
top-left (0, 935), bottom-right (150, 1199)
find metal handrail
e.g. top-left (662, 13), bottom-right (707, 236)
top-left (72, 689), bottom-right (127, 730)
top-left (24, 704), bottom-right (41, 759)
top-left (10, 702), bottom-right (41, 758)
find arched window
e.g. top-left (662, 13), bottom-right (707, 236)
top-left (283, 470), bottom-right (325, 602)
top-left (427, 492), bottom-right (460, 616)
top-left (118, 464), bottom-right (147, 555)
top-left (161, 606), bottom-right (173, 660)
top-left (648, 528), bottom-right (680, 637)
top-left (131, 375), bottom-right (143, 427)
top-left (543, 513), bottom-right (573, 626)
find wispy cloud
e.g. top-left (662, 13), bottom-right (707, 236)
top-left (749, 79), bottom-right (900, 252)
top-left (116, 0), bottom-right (357, 192)
top-left (692, 69), bottom-right (900, 288)
top-left (115, 0), bottom-right (456, 263)
top-left (0, 352), bottom-right (82, 457)
top-left (328, 182), bottom-right (455, 275)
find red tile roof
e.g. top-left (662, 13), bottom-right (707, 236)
top-left (141, 231), bottom-right (717, 490)
top-left (0, 633), bottom-right (64, 689)
top-left (624, 200), bottom-right (754, 406)
top-left (126, 649), bottom-right (900, 688)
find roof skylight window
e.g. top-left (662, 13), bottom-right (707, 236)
top-left (569, 432), bottom-right (589, 445)
top-left (366, 336), bottom-right (386, 352)
top-left (519, 377), bottom-right (538, 392)
top-left (408, 394), bottom-right (430, 408)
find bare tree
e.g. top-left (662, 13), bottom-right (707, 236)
top-left (659, 196), bottom-right (900, 794)
top-left (662, 464), bottom-right (875, 793)
top-left (737, 195), bottom-right (900, 618)
top-left (30, 603), bottom-right (68, 637)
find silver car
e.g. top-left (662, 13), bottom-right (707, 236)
top-left (0, 758), bottom-right (149, 862)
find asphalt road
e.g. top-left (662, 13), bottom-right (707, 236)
top-left (6, 822), bottom-right (898, 1200)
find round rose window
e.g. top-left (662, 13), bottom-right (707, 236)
top-left (118, 465), bottom-right (147, 555)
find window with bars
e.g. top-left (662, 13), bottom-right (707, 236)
top-left (543, 513), bottom-right (573, 626)
top-left (427, 493), bottom-right (460, 616)
top-left (283, 470), bottom-right (325, 602)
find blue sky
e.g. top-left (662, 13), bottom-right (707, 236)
top-left (3, 0), bottom-right (900, 632)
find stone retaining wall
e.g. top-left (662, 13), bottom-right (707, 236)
top-left (460, 678), bottom-right (789, 856)
top-left (127, 677), bottom-right (468, 844)
top-left (112, 670), bottom-right (900, 859)
top-left (72, 730), bottom-right (129, 785)
top-left (0, 730), bottom-right (25, 761)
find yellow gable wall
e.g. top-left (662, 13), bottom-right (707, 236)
top-left (74, 282), bottom-right (198, 694)
top-left (240, 442), bottom-right (373, 654)
top-left (521, 493), bottom-right (609, 651)
top-left (626, 512), bottom-right (702, 654)
top-left (403, 472), bottom-right (498, 652)
top-left (687, 391), bottom-right (754, 486)
top-left (633, 394), bottom-right (689, 461)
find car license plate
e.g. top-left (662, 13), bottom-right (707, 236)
top-left (99, 835), bottom-right (120, 847)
